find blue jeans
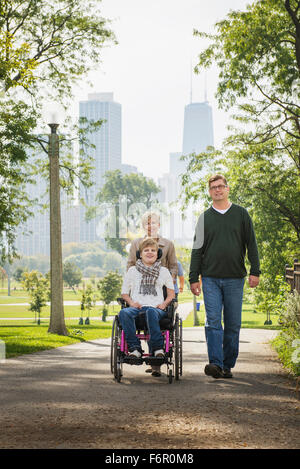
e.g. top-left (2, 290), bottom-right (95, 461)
top-left (202, 277), bottom-right (245, 370)
top-left (119, 306), bottom-right (167, 353)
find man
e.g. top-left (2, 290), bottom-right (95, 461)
top-left (189, 174), bottom-right (260, 379)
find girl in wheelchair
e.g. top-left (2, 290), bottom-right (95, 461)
top-left (119, 237), bottom-right (175, 368)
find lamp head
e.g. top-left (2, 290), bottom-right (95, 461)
top-left (48, 123), bottom-right (59, 134)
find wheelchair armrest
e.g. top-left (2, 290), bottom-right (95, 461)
top-left (165, 298), bottom-right (177, 318)
top-left (117, 297), bottom-right (129, 308)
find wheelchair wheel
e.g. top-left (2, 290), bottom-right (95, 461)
top-left (110, 316), bottom-right (117, 373)
top-left (179, 316), bottom-right (183, 376)
top-left (111, 316), bottom-right (122, 381)
top-left (174, 313), bottom-right (181, 380)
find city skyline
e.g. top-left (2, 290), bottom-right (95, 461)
top-left (72, 0), bottom-right (250, 181)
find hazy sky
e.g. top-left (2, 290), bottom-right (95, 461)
top-left (74, 0), bottom-right (250, 181)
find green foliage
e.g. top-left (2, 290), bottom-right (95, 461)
top-left (0, 0), bottom-right (115, 97)
top-left (21, 270), bottom-right (50, 322)
top-left (181, 0), bottom-right (300, 301)
top-left (88, 170), bottom-right (161, 256)
top-left (194, 0), bottom-right (299, 108)
top-left (11, 254), bottom-right (50, 275)
top-left (63, 243), bottom-right (125, 277)
top-left (62, 261), bottom-right (82, 291)
top-left (97, 271), bottom-right (122, 321)
top-left (0, 0), bottom-right (115, 259)
top-left (251, 275), bottom-right (290, 316)
top-left (272, 290), bottom-right (300, 376)
top-left (80, 283), bottom-right (94, 318)
top-left (13, 267), bottom-right (27, 282)
top-left (279, 289), bottom-right (300, 330)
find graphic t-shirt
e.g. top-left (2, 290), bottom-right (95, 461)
top-left (122, 266), bottom-right (174, 307)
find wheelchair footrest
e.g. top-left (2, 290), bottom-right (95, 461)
top-left (123, 356), bottom-right (143, 365)
top-left (144, 356), bottom-right (165, 366)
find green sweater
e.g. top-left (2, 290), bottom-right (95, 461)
top-left (189, 204), bottom-right (260, 282)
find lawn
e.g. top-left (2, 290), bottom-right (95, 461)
top-left (182, 301), bottom-right (280, 329)
top-left (0, 320), bottom-right (113, 358)
top-left (0, 303), bottom-right (117, 319)
top-left (0, 287), bottom-right (281, 359)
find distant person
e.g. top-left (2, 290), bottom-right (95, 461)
top-left (174, 260), bottom-right (184, 300)
top-left (189, 174), bottom-right (260, 379)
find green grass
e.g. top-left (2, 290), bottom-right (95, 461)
top-left (0, 304), bottom-right (117, 319)
top-left (0, 288), bottom-right (281, 360)
top-left (182, 301), bottom-right (281, 329)
top-left (0, 287), bottom-right (97, 303)
top-left (0, 320), bottom-right (113, 358)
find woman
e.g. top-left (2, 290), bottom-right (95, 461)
top-left (127, 211), bottom-right (178, 279)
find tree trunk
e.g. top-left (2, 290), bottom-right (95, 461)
top-left (48, 126), bottom-right (68, 336)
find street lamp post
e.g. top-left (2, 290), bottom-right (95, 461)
top-left (48, 122), bottom-right (67, 335)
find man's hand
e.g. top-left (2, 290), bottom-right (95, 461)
top-left (249, 275), bottom-right (260, 288)
top-left (190, 282), bottom-right (201, 296)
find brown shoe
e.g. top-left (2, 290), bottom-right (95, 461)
top-left (204, 363), bottom-right (223, 379)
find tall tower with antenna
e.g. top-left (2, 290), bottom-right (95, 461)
top-left (182, 70), bottom-right (214, 155)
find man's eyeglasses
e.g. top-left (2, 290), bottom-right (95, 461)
top-left (209, 184), bottom-right (227, 191)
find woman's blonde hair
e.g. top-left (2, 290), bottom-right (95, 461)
top-left (141, 210), bottom-right (160, 227)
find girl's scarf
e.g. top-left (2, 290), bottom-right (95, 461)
top-left (135, 259), bottom-right (161, 296)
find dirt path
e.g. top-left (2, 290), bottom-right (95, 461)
top-left (0, 327), bottom-right (299, 449)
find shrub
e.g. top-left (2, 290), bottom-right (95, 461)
top-left (272, 290), bottom-right (300, 376)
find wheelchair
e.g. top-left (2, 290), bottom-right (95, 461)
top-left (110, 295), bottom-right (183, 384)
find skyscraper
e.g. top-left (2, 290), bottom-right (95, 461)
top-left (14, 164), bottom-right (50, 256)
top-left (182, 100), bottom-right (214, 156)
top-left (79, 93), bottom-right (122, 242)
top-left (158, 92), bottom-right (214, 245)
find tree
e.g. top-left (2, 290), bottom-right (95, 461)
top-left (79, 283), bottom-right (94, 325)
top-left (87, 169), bottom-right (161, 256)
top-left (22, 270), bottom-right (50, 324)
top-left (0, 1), bottom-right (115, 96)
top-left (1, 1), bottom-right (116, 335)
top-left (13, 266), bottom-right (27, 282)
top-left (180, 0), bottom-right (300, 300)
top-left (0, 0), bottom-right (115, 259)
top-left (97, 271), bottom-right (122, 321)
top-left (63, 261), bottom-right (82, 292)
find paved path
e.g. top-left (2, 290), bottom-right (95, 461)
top-left (0, 326), bottom-right (299, 449)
